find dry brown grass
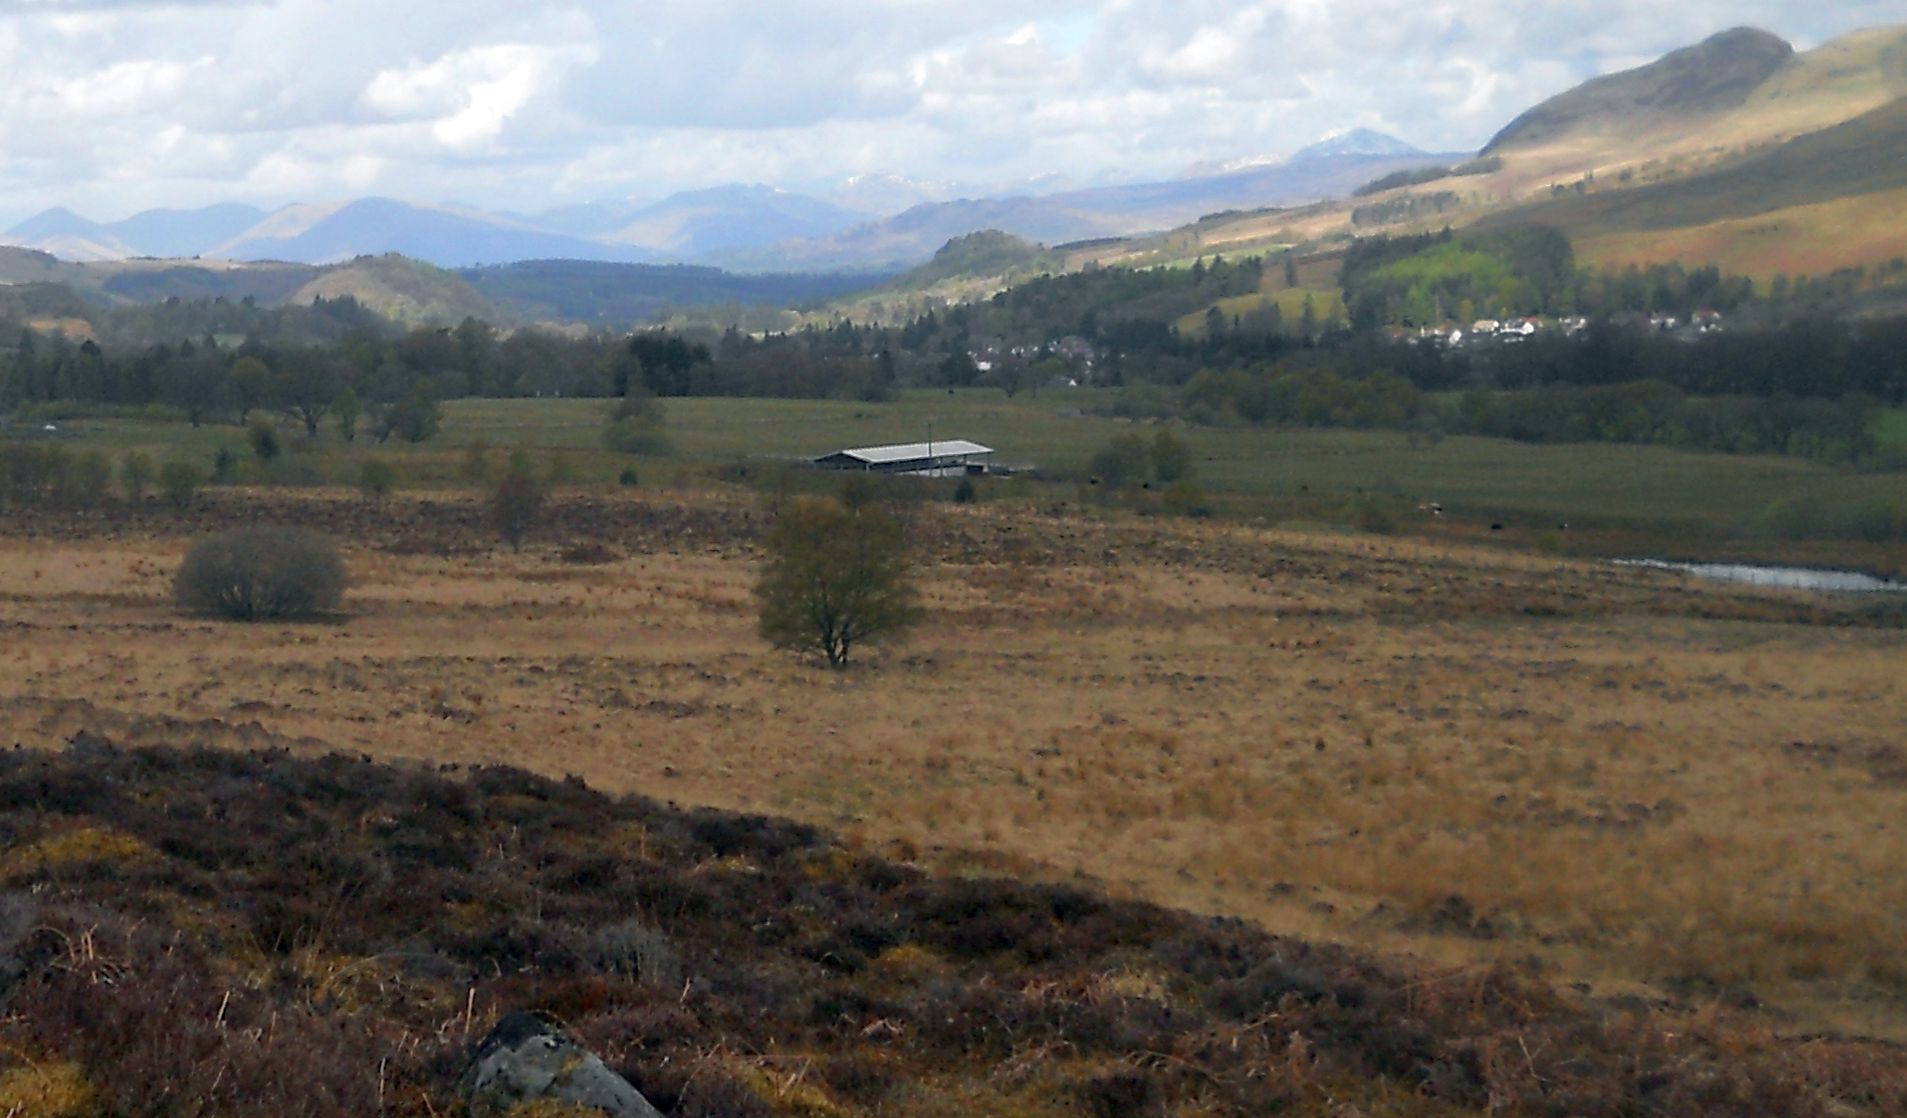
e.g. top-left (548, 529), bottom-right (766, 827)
top-left (1578, 189), bottom-right (1907, 281)
top-left (3, 489), bottom-right (1905, 1040)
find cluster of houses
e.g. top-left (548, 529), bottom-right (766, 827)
top-left (1403, 308), bottom-right (1725, 347)
top-left (967, 335), bottom-right (1099, 388)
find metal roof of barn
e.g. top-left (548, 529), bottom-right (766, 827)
top-left (834, 440), bottom-right (993, 464)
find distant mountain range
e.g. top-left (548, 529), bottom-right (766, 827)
top-left (8, 20), bottom-right (1903, 327)
top-left (1, 132), bottom-right (1448, 274)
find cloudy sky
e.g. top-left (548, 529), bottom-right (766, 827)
top-left (0, 0), bottom-right (1898, 224)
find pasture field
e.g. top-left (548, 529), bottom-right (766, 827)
top-left (33, 391), bottom-right (1907, 569)
top-left (2, 487), bottom-right (1905, 1041)
top-left (1879, 406), bottom-right (1907, 449)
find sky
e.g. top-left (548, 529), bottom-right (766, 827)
top-left (0, 0), bottom-right (1898, 225)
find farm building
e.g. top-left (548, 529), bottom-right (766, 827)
top-left (813, 440), bottom-right (994, 477)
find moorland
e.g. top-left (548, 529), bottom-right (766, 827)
top-left (5, 20), bottom-right (1907, 1112)
top-left (3, 420), bottom-right (1905, 1045)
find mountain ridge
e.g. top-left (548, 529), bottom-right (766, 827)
top-left (1484, 26), bottom-right (1797, 154)
top-left (1, 149), bottom-right (1452, 273)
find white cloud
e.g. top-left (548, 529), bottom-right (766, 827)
top-left (361, 42), bottom-right (595, 150)
top-left (0, 0), bottom-right (1897, 223)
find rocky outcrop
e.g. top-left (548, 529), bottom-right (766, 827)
top-left (461, 1012), bottom-right (665, 1118)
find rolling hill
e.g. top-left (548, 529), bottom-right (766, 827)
top-left (281, 254), bottom-right (503, 325)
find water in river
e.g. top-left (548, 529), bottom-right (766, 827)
top-left (1615, 559), bottom-right (1907, 592)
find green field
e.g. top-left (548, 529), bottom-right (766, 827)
top-left (1879, 406), bottom-right (1907, 448)
top-left (29, 390), bottom-right (1907, 558)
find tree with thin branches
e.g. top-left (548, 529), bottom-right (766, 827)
top-left (755, 496), bottom-right (920, 668)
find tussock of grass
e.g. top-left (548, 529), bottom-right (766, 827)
top-left (0, 825), bottom-right (157, 881)
top-left (0, 1061), bottom-right (96, 1118)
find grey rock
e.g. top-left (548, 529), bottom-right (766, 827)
top-left (461, 1012), bottom-right (665, 1118)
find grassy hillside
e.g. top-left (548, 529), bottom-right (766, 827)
top-left (1480, 96), bottom-right (1907, 237)
top-left (1475, 96), bottom-right (1907, 278)
top-left (1576, 189), bottom-right (1907, 280)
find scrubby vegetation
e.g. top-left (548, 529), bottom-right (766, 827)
top-left (1, 741), bottom-right (1901, 1118)
top-left (172, 525), bottom-right (346, 619)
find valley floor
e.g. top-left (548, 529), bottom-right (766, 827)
top-left (3, 487), bottom-right (1905, 1040)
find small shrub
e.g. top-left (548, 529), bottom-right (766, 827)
top-left (1354, 495), bottom-right (1397, 534)
top-left (603, 391), bottom-right (670, 455)
top-left (258, 455), bottom-right (325, 487)
top-left (211, 446), bottom-right (239, 484)
top-left (64, 450), bottom-right (113, 507)
top-left (952, 475), bottom-right (978, 503)
top-left (380, 386), bottom-right (442, 443)
top-left (1152, 429), bottom-right (1191, 483)
top-left (840, 473), bottom-right (884, 510)
top-left (173, 526), bottom-right (346, 620)
top-left (460, 439), bottom-right (492, 485)
top-left (1, 443), bottom-right (69, 505)
top-left (1850, 500), bottom-right (1902, 544)
top-left (158, 461), bottom-right (201, 511)
top-left (120, 450), bottom-right (153, 502)
top-left (358, 458), bottom-right (399, 503)
top-left (247, 417), bottom-right (281, 461)
top-left (333, 387), bottom-right (361, 442)
top-left (491, 452), bottom-right (543, 552)
top-left (1161, 478), bottom-right (1209, 517)
top-left (587, 919), bottom-right (683, 987)
top-left (1089, 432), bottom-right (1153, 490)
top-left (618, 465), bottom-right (640, 486)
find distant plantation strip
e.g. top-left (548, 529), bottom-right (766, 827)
top-left (1352, 155), bottom-right (1503, 196)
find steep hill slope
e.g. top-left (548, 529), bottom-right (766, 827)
top-left (1482, 23), bottom-right (1907, 191)
top-left (1484, 27), bottom-right (1796, 154)
top-left (1479, 95), bottom-right (1907, 275)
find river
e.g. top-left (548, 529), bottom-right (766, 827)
top-left (1614, 559), bottom-right (1907, 592)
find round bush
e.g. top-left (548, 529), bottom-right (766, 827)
top-left (173, 527), bottom-right (347, 621)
